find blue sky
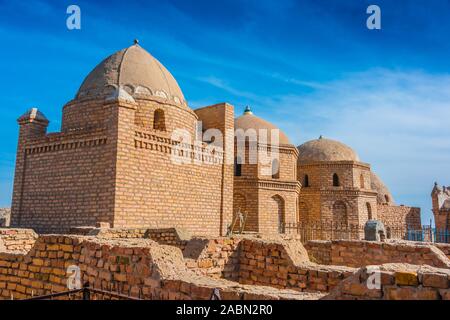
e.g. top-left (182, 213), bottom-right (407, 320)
top-left (1, 0), bottom-right (450, 224)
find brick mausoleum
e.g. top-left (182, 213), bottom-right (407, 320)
top-left (10, 41), bottom-right (421, 236)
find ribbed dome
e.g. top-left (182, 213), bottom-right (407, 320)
top-left (234, 108), bottom-right (291, 145)
top-left (370, 172), bottom-right (395, 205)
top-left (297, 137), bottom-right (359, 162)
top-left (76, 42), bottom-right (187, 107)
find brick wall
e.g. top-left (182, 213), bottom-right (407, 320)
top-left (237, 237), bottom-right (355, 292)
top-left (435, 243), bottom-right (450, 259)
top-left (325, 263), bottom-right (450, 300)
top-left (90, 227), bottom-right (192, 251)
top-left (0, 229), bottom-right (37, 253)
top-left (305, 240), bottom-right (450, 269)
top-left (377, 204), bottom-right (422, 231)
top-left (0, 232), bottom-right (324, 300)
top-left (184, 237), bottom-right (242, 280)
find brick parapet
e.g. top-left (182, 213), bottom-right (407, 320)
top-left (305, 239), bottom-right (450, 269)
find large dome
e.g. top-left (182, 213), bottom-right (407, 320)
top-left (297, 137), bottom-right (360, 162)
top-left (370, 172), bottom-right (395, 205)
top-left (76, 41), bottom-right (187, 107)
top-left (234, 107), bottom-right (291, 145)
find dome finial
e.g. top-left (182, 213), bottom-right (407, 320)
top-left (133, 39), bottom-right (139, 45)
top-left (244, 105), bottom-right (253, 115)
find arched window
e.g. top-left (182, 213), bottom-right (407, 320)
top-left (153, 109), bottom-right (166, 131)
top-left (304, 175), bottom-right (309, 187)
top-left (333, 173), bottom-right (340, 187)
top-left (366, 202), bottom-right (372, 220)
top-left (384, 195), bottom-right (390, 203)
top-left (360, 174), bottom-right (365, 189)
top-left (234, 157), bottom-right (242, 176)
top-left (272, 159), bottom-right (280, 179)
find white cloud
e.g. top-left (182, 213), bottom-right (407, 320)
top-left (266, 69), bottom-right (450, 223)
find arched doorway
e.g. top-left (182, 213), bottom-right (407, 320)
top-left (271, 195), bottom-right (285, 233)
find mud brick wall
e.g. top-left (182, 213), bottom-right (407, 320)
top-left (10, 119), bottom-right (116, 234)
top-left (297, 161), bottom-right (377, 226)
top-left (0, 233), bottom-right (322, 300)
top-left (0, 229), bottom-right (37, 253)
top-left (325, 263), bottom-right (450, 300)
top-left (435, 243), bottom-right (450, 259)
top-left (305, 240), bottom-right (450, 269)
top-left (184, 237), bottom-right (242, 280)
top-left (237, 237), bottom-right (355, 292)
top-left (303, 241), bottom-right (331, 264)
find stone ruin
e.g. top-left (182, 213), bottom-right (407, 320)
top-left (0, 227), bottom-right (449, 300)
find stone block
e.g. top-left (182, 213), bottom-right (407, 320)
top-left (395, 271), bottom-right (418, 286)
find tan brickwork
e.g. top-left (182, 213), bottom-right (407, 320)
top-left (297, 161), bottom-right (378, 227)
top-left (305, 239), bottom-right (450, 268)
top-left (377, 204), bottom-right (422, 232)
top-left (0, 232), bottom-right (324, 300)
top-left (325, 263), bottom-right (450, 300)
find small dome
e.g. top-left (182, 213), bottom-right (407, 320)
top-left (297, 137), bottom-right (360, 162)
top-left (76, 42), bottom-right (186, 107)
top-left (234, 107), bottom-right (291, 145)
top-left (370, 172), bottom-right (395, 205)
